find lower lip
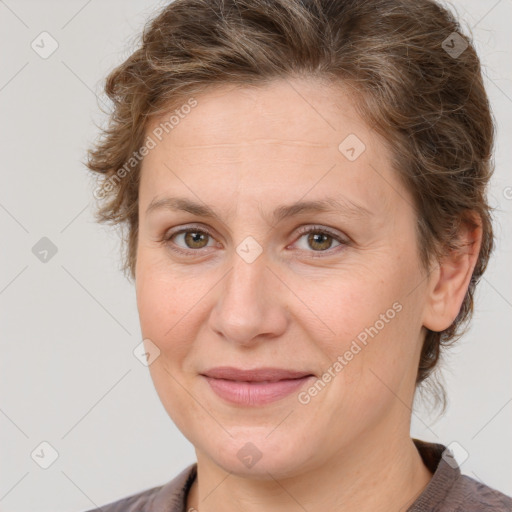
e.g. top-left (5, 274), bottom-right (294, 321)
top-left (203, 375), bottom-right (313, 406)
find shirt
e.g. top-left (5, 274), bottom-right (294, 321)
top-left (85, 438), bottom-right (512, 511)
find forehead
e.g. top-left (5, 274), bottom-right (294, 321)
top-left (147, 78), bottom-right (373, 147)
top-left (140, 79), bottom-right (407, 220)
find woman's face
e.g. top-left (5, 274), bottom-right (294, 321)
top-left (135, 79), bottom-right (433, 477)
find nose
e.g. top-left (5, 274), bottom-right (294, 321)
top-left (208, 249), bottom-right (288, 347)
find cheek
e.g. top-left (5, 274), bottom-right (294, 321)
top-left (136, 273), bottom-right (174, 340)
top-left (136, 255), bottom-right (193, 359)
top-left (304, 260), bottom-right (422, 402)
top-left (300, 264), bottom-right (402, 348)
top-left (135, 251), bottom-right (221, 378)
top-left (136, 261), bottom-right (203, 432)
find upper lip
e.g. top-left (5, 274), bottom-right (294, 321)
top-left (201, 366), bottom-right (313, 382)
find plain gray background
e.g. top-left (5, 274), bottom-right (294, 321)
top-left (0, 0), bottom-right (511, 510)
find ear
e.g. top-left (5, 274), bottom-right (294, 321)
top-left (422, 213), bottom-right (483, 332)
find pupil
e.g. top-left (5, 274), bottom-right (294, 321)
top-left (186, 231), bottom-right (206, 248)
top-left (309, 232), bottom-right (331, 250)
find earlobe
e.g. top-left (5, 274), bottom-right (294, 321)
top-left (423, 215), bottom-right (483, 333)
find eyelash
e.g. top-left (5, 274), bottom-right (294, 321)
top-left (162, 224), bottom-right (349, 258)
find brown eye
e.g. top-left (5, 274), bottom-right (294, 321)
top-left (307, 232), bottom-right (335, 251)
top-left (182, 230), bottom-right (210, 249)
top-left (292, 226), bottom-right (347, 256)
top-left (165, 228), bottom-right (215, 253)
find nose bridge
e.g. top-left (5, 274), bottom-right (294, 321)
top-left (218, 199), bottom-right (270, 305)
top-left (222, 247), bottom-right (268, 319)
top-left (209, 243), bottom-right (285, 344)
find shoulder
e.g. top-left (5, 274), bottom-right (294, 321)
top-left (410, 439), bottom-right (512, 512)
top-left (450, 474), bottom-right (512, 511)
top-left (83, 485), bottom-right (163, 512)
top-left (82, 463), bottom-right (197, 512)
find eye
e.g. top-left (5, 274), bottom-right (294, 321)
top-left (162, 224), bottom-right (348, 257)
top-left (292, 225), bottom-right (347, 255)
top-left (163, 226), bottom-right (217, 255)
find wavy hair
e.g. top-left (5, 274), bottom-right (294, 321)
top-left (86, 0), bottom-right (495, 414)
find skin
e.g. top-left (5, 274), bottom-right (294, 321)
top-left (135, 78), bottom-right (481, 512)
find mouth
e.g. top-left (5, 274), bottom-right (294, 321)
top-left (200, 366), bottom-right (314, 406)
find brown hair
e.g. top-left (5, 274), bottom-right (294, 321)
top-left (86, 0), bottom-right (495, 413)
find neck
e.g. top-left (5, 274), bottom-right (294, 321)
top-left (186, 432), bottom-right (433, 512)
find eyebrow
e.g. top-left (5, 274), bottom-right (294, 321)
top-left (145, 196), bottom-right (373, 224)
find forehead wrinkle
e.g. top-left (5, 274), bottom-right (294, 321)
top-left (171, 138), bottom-right (329, 149)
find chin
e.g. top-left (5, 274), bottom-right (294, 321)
top-left (198, 430), bottom-right (316, 480)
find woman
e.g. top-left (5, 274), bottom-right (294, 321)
top-left (85, 0), bottom-right (512, 510)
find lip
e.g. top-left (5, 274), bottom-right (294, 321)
top-left (201, 366), bottom-right (314, 406)
top-left (201, 366), bottom-right (314, 381)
